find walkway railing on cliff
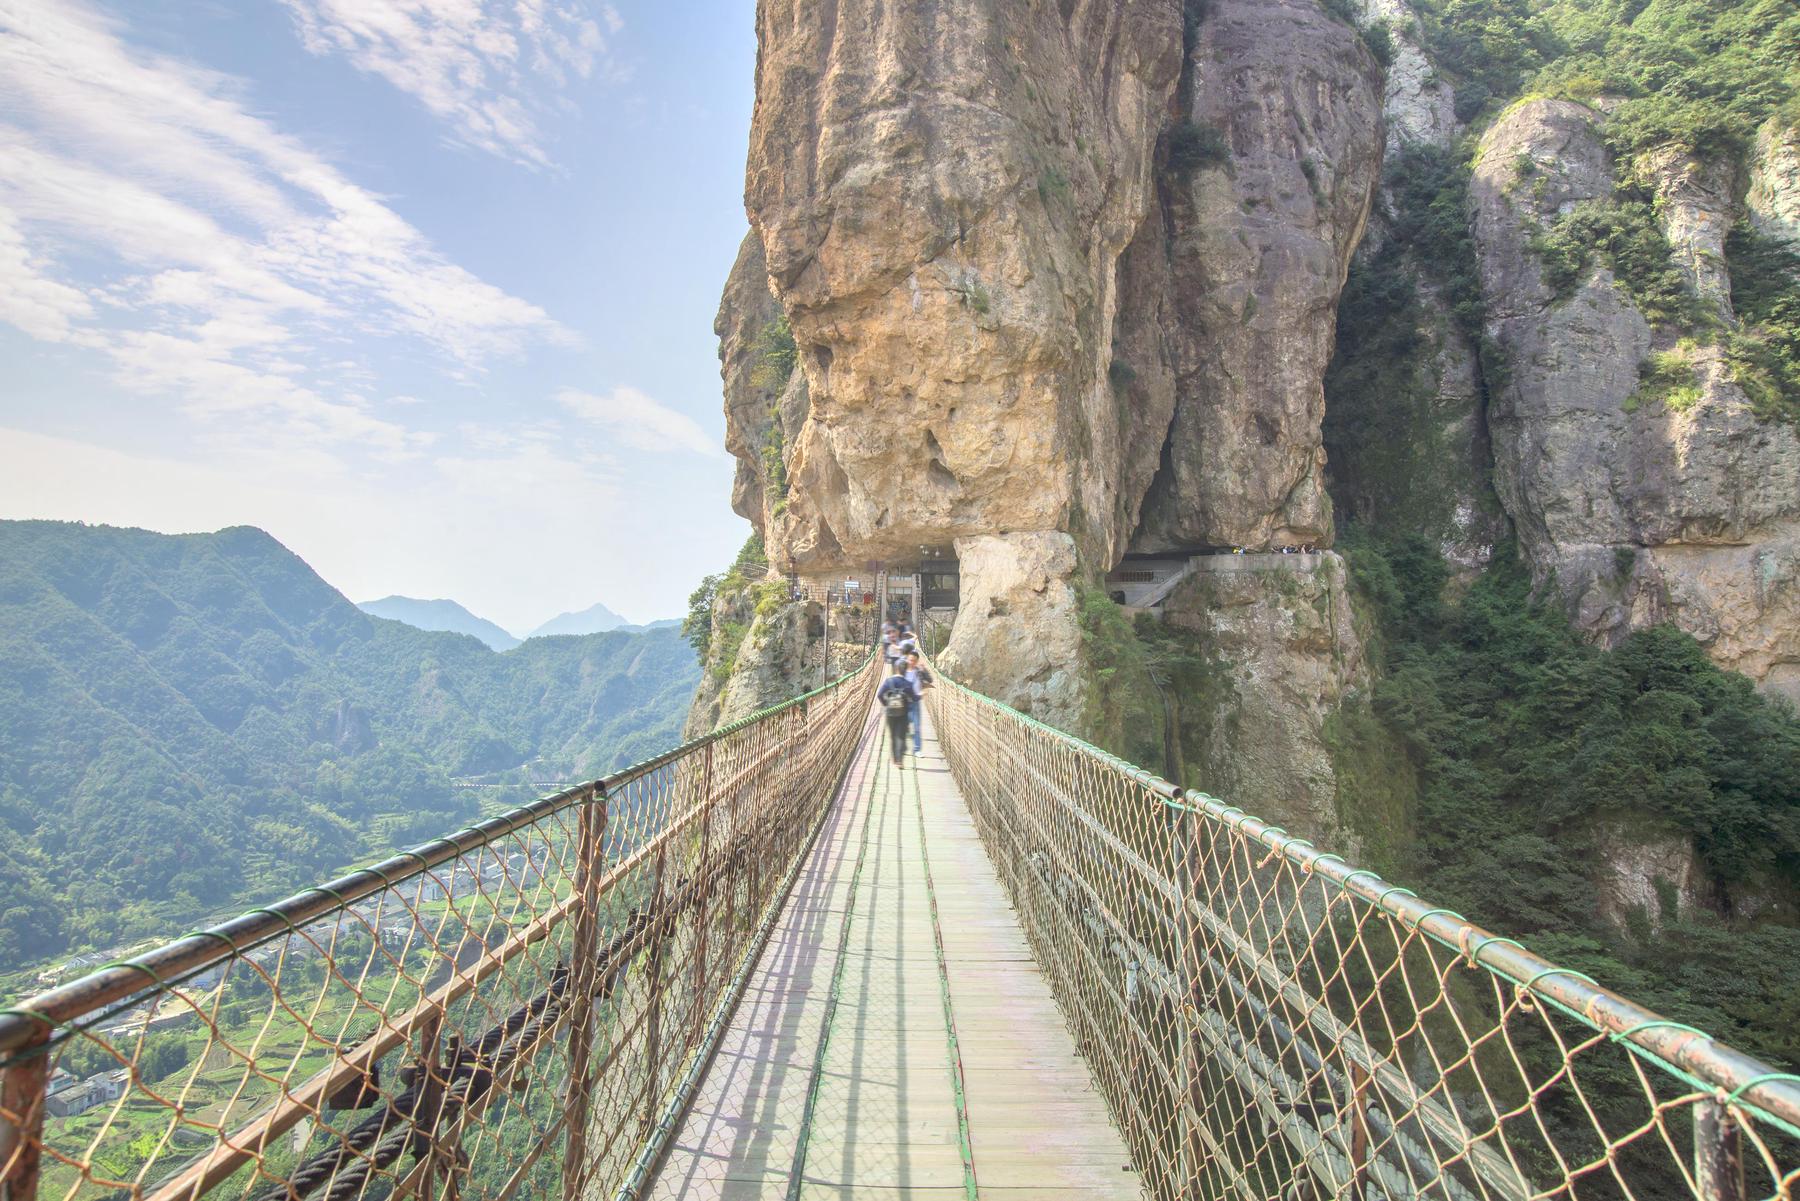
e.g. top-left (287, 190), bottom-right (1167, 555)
top-left (0, 655), bottom-right (880, 1201)
top-left (925, 672), bottom-right (1800, 1201)
top-left (8, 650), bottom-right (1800, 1201)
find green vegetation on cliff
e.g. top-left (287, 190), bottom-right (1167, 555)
top-left (1338, 531), bottom-right (1800, 1066)
top-left (1414, 0), bottom-right (1797, 158)
top-left (1409, 0), bottom-right (1799, 420)
top-left (0, 521), bottom-right (697, 980)
top-left (1725, 222), bottom-right (1800, 424)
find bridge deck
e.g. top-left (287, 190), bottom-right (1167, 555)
top-left (650, 703), bottom-right (1139, 1199)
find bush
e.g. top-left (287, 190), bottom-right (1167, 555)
top-left (1344, 532), bottom-right (1800, 1065)
top-left (748, 314), bottom-right (796, 392)
top-left (1166, 121), bottom-right (1231, 176)
top-left (1362, 20), bottom-right (1396, 68)
top-left (1627, 346), bottom-right (1703, 413)
top-left (1528, 199), bottom-right (1700, 328)
top-left (1724, 223), bottom-right (1800, 425)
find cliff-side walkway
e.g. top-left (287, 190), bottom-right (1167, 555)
top-left (648, 704), bottom-right (1138, 1200)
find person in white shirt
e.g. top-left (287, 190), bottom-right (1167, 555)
top-left (903, 650), bottom-right (932, 753)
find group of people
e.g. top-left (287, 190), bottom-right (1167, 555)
top-left (875, 621), bottom-right (933, 767)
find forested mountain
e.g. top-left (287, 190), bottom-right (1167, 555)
top-left (0, 521), bottom-right (697, 980)
top-left (356, 595), bottom-right (520, 650)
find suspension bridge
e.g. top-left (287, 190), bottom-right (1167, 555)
top-left (3, 653), bottom-right (1799, 1201)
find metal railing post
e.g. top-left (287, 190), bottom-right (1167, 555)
top-left (562, 786), bottom-right (605, 1201)
top-left (0, 1030), bottom-right (48, 1201)
top-left (637, 842), bottom-right (670, 1135)
top-left (1695, 1098), bottom-right (1744, 1201)
top-left (688, 746), bottom-right (716, 1049)
top-left (1349, 1062), bottom-right (1374, 1201)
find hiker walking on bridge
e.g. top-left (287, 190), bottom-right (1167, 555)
top-left (877, 662), bottom-right (915, 766)
top-left (904, 648), bottom-right (932, 754)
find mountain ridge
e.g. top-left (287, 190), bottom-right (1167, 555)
top-left (528, 600), bottom-right (629, 638)
top-left (0, 519), bottom-right (697, 978)
top-left (358, 595), bottom-right (520, 651)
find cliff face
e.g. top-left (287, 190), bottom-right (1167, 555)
top-left (1470, 100), bottom-right (1800, 700)
top-left (710, 1), bottom-right (1799, 856)
top-left (721, 0), bottom-right (1383, 787)
top-left (1132, 0), bottom-right (1384, 552)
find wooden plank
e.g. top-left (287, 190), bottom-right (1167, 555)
top-left (649, 705), bottom-right (1144, 1201)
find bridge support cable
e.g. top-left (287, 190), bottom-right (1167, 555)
top-left (922, 670), bottom-right (1800, 1201)
top-left (0, 656), bottom-right (878, 1201)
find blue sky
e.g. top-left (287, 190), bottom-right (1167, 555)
top-left (0, 0), bottom-right (759, 632)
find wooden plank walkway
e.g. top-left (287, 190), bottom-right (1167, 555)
top-left (649, 703), bottom-right (1142, 1200)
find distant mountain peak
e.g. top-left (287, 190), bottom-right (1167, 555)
top-left (359, 596), bottom-right (520, 651)
top-left (527, 600), bottom-right (628, 639)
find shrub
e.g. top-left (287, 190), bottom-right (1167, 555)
top-left (748, 314), bottom-right (796, 392)
top-left (1363, 20), bottom-right (1396, 68)
top-left (1528, 200), bottom-right (1700, 328)
top-left (1166, 121), bottom-right (1231, 176)
top-left (1627, 346), bottom-right (1703, 413)
top-left (1723, 223), bottom-right (1800, 425)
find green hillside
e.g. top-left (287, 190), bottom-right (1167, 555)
top-left (0, 521), bottom-right (698, 980)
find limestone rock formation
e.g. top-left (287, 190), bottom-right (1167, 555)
top-left (1161, 554), bottom-right (1367, 844)
top-left (717, 233), bottom-right (786, 527)
top-left (933, 532), bottom-right (1085, 732)
top-left (704, 0), bottom-right (1388, 841)
top-left (1356, 0), bottom-right (1456, 153)
top-left (1132, 0), bottom-right (1385, 551)
top-left (1634, 146), bottom-right (1737, 311)
top-left (745, 0), bottom-right (1184, 575)
top-left (1470, 99), bottom-right (1800, 699)
top-left (1748, 118), bottom-right (1800, 246)
top-left (1592, 821), bottom-right (1705, 931)
top-left (683, 584), bottom-right (820, 736)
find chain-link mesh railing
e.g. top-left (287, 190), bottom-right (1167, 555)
top-left (926, 673), bottom-right (1800, 1201)
top-left (0, 655), bottom-right (878, 1201)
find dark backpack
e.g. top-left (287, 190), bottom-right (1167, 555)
top-left (882, 684), bottom-right (909, 714)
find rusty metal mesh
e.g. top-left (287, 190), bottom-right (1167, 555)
top-left (926, 674), bottom-right (1800, 1201)
top-left (0, 656), bottom-right (878, 1201)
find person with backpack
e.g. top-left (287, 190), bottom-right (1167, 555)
top-left (877, 662), bottom-right (915, 767)
top-left (903, 650), bottom-right (933, 753)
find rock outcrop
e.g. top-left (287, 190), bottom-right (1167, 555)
top-left (745, 0), bottom-right (1184, 574)
top-left (1470, 99), bottom-right (1800, 700)
top-left (1355, 0), bottom-right (1456, 154)
top-left (704, 0), bottom-right (1388, 841)
top-left (683, 585), bottom-right (820, 736)
top-left (1748, 118), bottom-right (1800, 246)
top-left (1132, 0), bottom-right (1385, 551)
top-left (717, 234), bottom-right (786, 527)
top-left (1162, 554), bottom-right (1367, 843)
top-left (1634, 145), bottom-right (1737, 311)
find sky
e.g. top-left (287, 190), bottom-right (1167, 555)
top-left (0, 0), bottom-right (760, 633)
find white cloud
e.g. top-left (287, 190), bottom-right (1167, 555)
top-left (280, 0), bottom-right (622, 167)
top-left (0, 212), bottom-right (95, 343)
top-left (556, 386), bottom-right (722, 458)
top-left (0, 0), bottom-right (571, 453)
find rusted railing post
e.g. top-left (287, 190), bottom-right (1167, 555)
top-left (561, 786), bottom-right (605, 1201)
top-left (1349, 1062), bottom-right (1374, 1201)
top-left (1, 1029), bottom-right (49, 1201)
top-left (1695, 1098), bottom-right (1744, 1201)
top-left (638, 842), bottom-right (671, 1135)
top-left (1179, 810), bottom-right (1204, 1201)
top-left (687, 746), bottom-right (716, 1049)
top-left (405, 1009), bottom-right (446, 1201)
